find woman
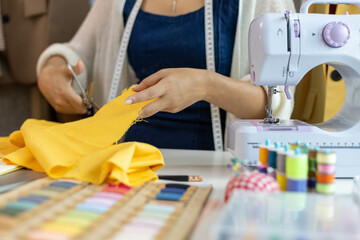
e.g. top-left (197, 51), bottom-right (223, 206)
top-left (37, 0), bottom-right (295, 150)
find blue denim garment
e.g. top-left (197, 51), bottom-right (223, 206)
top-left (123, 0), bottom-right (239, 150)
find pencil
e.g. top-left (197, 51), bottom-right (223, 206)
top-left (158, 175), bottom-right (203, 182)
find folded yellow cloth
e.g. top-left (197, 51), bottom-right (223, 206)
top-left (0, 87), bottom-right (164, 186)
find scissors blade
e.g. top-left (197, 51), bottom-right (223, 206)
top-left (67, 63), bottom-right (90, 107)
top-left (87, 82), bottom-right (100, 112)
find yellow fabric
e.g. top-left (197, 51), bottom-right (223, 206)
top-left (324, 66), bottom-right (345, 121)
top-left (0, 87), bottom-right (164, 186)
top-left (291, 65), bottom-right (326, 124)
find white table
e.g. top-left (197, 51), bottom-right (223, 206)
top-left (158, 149), bottom-right (355, 239)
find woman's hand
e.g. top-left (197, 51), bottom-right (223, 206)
top-left (38, 57), bottom-right (87, 114)
top-left (125, 68), bottom-right (209, 118)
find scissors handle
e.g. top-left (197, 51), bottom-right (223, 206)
top-left (67, 64), bottom-right (96, 115)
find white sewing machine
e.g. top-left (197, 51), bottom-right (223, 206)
top-left (227, 0), bottom-right (360, 178)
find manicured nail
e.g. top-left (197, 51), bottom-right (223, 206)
top-left (132, 84), bottom-right (138, 89)
top-left (125, 99), bottom-right (133, 105)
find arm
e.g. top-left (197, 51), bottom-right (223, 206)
top-left (205, 72), bottom-right (266, 119)
top-left (125, 0), bottom-right (295, 119)
top-left (37, 0), bottom-right (114, 114)
top-left (125, 68), bottom-right (266, 119)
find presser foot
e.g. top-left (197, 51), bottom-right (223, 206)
top-left (263, 117), bottom-right (280, 124)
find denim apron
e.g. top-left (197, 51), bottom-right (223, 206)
top-left (122, 0), bottom-right (238, 150)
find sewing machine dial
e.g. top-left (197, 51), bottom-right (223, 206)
top-left (322, 21), bottom-right (351, 48)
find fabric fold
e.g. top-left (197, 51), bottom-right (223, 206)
top-left (1, 86), bottom-right (164, 186)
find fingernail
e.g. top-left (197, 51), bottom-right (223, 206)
top-left (132, 84), bottom-right (138, 89)
top-left (125, 99), bottom-right (133, 105)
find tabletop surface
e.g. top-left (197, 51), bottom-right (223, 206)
top-left (0, 149), bottom-right (355, 239)
top-left (158, 149), bottom-right (355, 239)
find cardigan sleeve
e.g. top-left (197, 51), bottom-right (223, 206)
top-left (255, 0), bottom-right (295, 16)
top-left (36, 0), bottom-right (114, 93)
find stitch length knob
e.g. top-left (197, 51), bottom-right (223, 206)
top-left (322, 21), bottom-right (350, 48)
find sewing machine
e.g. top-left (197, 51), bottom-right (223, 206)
top-left (227, 0), bottom-right (360, 178)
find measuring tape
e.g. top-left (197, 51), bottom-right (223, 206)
top-left (107, 0), bottom-right (143, 103)
top-left (204, 0), bottom-right (223, 151)
top-left (108, 0), bottom-right (223, 151)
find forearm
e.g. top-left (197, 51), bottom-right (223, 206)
top-left (203, 71), bottom-right (267, 119)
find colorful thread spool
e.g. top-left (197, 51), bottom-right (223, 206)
top-left (286, 178), bottom-right (307, 192)
top-left (259, 139), bottom-right (271, 166)
top-left (317, 150), bottom-right (337, 165)
top-left (308, 158), bottom-right (317, 173)
top-left (276, 145), bottom-right (290, 174)
top-left (316, 173), bottom-right (335, 184)
top-left (290, 140), bottom-right (301, 150)
top-left (316, 150), bottom-right (336, 194)
top-left (316, 183), bottom-right (335, 194)
top-left (307, 178), bottom-right (317, 191)
top-left (286, 148), bottom-right (308, 179)
top-left (276, 172), bottom-right (287, 192)
top-left (258, 165), bottom-right (267, 174)
top-left (285, 148), bottom-right (308, 193)
top-left (308, 147), bottom-right (318, 160)
top-left (267, 142), bottom-right (280, 169)
top-left (317, 164), bottom-right (335, 174)
top-left (307, 146), bottom-right (318, 191)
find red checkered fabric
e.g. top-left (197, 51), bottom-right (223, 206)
top-left (225, 172), bottom-right (280, 202)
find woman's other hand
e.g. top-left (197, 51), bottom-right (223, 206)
top-left (38, 57), bottom-right (87, 114)
top-left (125, 68), bottom-right (208, 118)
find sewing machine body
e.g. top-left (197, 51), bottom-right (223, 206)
top-left (228, 119), bottom-right (360, 178)
top-left (228, 0), bottom-right (360, 178)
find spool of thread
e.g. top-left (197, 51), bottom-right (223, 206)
top-left (290, 141), bottom-right (301, 150)
top-left (316, 183), bottom-right (334, 194)
top-left (286, 178), bottom-right (307, 192)
top-left (286, 148), bottom-right (308, 179)
top-left (259, 139), bottom-right (271, 166)
top-left (316, 173), bottom-right (335, 184)
top-left (299, 143), bottom-right (309, 154)
top-left (276, 172), bottom-right (287, 191)
top-left (308, 158), bottom-right (317, 173)
top-left (317, 164), bottom-right (335, 174)
top-left (276, 145), bottom-right (290, 174)
top-left (267, 142), bottom-right (280, 169)
top-left (308, 146), bottom-right (318, 159)
top-left (258, 165), bottom-right (267, 174)
top-left (317, 150), bottom-right (337, 164)
top-left (308, 170), bottom-right (316, 179)
top-left (307, 178), bottom-right (316, 190)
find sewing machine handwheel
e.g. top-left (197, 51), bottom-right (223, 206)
top-left (322, 21), bottom-right (350, 48)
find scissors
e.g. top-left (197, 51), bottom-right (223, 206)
top-left (67, 63), bottom-right (99, 116)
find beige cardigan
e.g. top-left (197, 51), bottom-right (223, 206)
top-left (37, 0), bottom-right (296, 140)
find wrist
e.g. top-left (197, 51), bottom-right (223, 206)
top-left (44, 56), bottom-right (67, 70)
top-left (202, 70), bottom-right (219, 102)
